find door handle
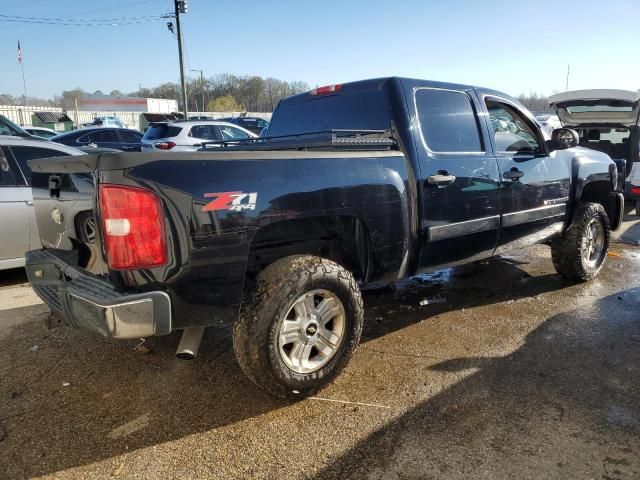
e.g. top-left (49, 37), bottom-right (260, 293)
top-left (427, 171), bottom-right (456, 185)
top-left (25, 200), bottom-right (33, 206)
top-left (503, 168), bottom-right (524, 181)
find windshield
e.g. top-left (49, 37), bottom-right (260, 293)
top-left (0, 115), bottom-right (28, 136)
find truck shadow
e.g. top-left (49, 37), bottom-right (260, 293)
top-left (311, 287), bottom-right (640, 479)
top-left (0, 251), bottom-right (623, 478)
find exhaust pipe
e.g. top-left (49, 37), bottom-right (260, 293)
top-left (176, 327), bottom-right (205, 360)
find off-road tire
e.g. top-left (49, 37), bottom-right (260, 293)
top-left (551, 202), bottom-right (610, 281)
top-left (635, 200), bottom-right (640, 216)
top-left (233, 255), bottom-right (364, 398)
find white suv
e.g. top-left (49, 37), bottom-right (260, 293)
top-left (141, 120), bottom-right (257, 152)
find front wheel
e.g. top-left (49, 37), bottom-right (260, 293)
top-left (551, 202), bottom-right (610, 281)
top-left (233, 255), bottom-right (364, 398)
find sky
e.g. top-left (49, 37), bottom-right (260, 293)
top-left (0, 0), bottom-right (639, 100)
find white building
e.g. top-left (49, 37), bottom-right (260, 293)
top-left (79, 94), bottom-right (178, 113)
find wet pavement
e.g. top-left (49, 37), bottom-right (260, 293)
top-left (1, 215), bottom-right (639, 479)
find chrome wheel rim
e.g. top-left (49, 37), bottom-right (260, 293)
top-left (583, 218), bottom-right (604, 267)
top-left (277, 289), bottom-right (346, 374)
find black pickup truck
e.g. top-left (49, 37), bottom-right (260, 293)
top-left (25, 77), bottom-right (623, 397)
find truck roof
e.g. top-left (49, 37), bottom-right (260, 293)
top-left (279, 76), bottom-right (479, 106)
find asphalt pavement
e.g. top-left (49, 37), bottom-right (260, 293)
top-left (1, 215), bottom-right (639, 479)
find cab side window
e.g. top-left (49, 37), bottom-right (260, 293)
top-left (415, 89), bottom-right (483, 153)
top-left (485, 100), bottom-right (542, 153)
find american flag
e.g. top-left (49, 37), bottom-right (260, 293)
top-left (17, 40), bottom-right (22, 64)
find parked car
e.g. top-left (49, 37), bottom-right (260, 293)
top-left (221, 116), bottom-right (270, 135)
top-left (83, 116), bottom-right (128, 129)
top-left (534, 113), bottom-right (562, 137)
top-left (0, 136), bottom-right (94, 270)
top-left (24, 127), bottom-right (59, 139)
top-left (51, 127), bottom-right (143, 151)
top-left (141, 120), bottom-right (257, 151)
top-left (25, 77), bottom-right (622, 398)
top-left (0, 114), bottom-right (30, 138)
top-left (549, 89), bottom-right (639, 213)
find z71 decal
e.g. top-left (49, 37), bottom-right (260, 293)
top-left (202, 191), bottom-right (258, 212)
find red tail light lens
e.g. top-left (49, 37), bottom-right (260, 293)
top-left (154, 141), bottom-right (176, 150)
top-left (309, 84), bottom-right (342, 96)
top-left (632, 186), bottom-right (640, 195)
top-left (99, 184), bottom-right (167, 270)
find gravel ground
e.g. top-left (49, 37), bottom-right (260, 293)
top-left (0, 215), bottom-right (639, 479)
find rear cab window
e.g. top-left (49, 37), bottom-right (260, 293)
top-left (268, 88), bottom-right (391, 136)
top-left (143, 124), bottom-right (183, 140)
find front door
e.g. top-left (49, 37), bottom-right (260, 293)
top-left (407, 84), bottom-right (501, 270)
top-left (482, 96), bottom-right (570, 253)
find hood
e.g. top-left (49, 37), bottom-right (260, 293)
top-left (549, 89), bottom-right (640, 127)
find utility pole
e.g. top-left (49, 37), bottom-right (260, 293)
top-left (174, 0), bottom-right (188, 118)
top-left (190, 69), bottom-right (204, 113)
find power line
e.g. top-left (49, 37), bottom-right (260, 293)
top-left (0, 13), bottom-right (167, 22)
top-left (0, 14), bottom-right (173, 27)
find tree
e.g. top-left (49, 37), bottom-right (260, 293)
top-left (56, 88), bottom-right (85, 110)
top-left (109, 89), bottom-right (125, 97)
top-left (208, 95), bottom-right (244, 112)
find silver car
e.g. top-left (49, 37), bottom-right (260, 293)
top-left (0, 136), bottom-right (92, 270)
top-left (141, 120), bottom-right (257, 152)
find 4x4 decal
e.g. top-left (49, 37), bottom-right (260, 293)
top-left (202, 191), bottom-right (258, 212)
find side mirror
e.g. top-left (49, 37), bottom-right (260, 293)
top-left (550, 128), bottom-right (579, 150)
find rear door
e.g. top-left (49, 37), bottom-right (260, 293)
top-left (118, 130), bottom-right (143, 152)
top-left (407, 83), bottom-right (502, 270)
top-left (0, 147), bottom-right (30, 263)
top-left (481, 95), bottom-right (570, 252)
top-left (188, 124), bottom-right (221, 146)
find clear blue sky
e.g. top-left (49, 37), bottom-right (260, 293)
top-left (1, 0), bottom-right (638, 99)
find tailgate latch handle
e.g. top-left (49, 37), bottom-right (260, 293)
top-left (49, 175), bottom-right (62, 198)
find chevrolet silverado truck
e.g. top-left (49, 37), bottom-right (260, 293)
top-left (25, 77), bottom-right (623, 397)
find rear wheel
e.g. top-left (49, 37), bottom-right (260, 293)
top-left (233, 255), bottom-right (364, 398)
top-left (635, 200), bottom-right (640, 216)
top-left (551, 202), bottom-right (610, 281)
top-left (75, 212), bottom-right (96, 244)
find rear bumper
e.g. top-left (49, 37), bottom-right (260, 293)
top-left (25, 249), bottom-right (172, 339)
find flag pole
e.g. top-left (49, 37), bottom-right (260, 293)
top-left (18, 39), bottom-right (27, 107)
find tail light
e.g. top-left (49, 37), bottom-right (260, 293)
top-left (632, 186), bottom-right (640, 195)
top-left (99, 184), bottom-right (167, 270)
top-left (154, 141), bottom-right (175, 150)
top-left (309, 84), bottom-right (342, 96)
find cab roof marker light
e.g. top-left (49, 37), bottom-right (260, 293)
top-left (309, 84), bottom-right (342, 96)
